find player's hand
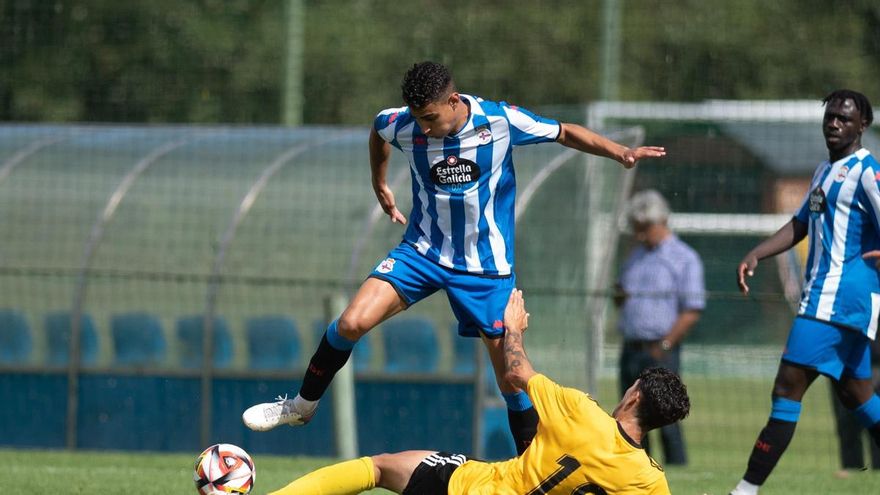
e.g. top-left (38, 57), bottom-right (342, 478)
top-left (648, 342), bottom-right (666, 361)
top-left (503, 288), bottom-right (529, 334)
top-left (863, 250), bottom-right (880, 270)
top-left (620, 146), bottom-right (666, 169)
top-left (374, 183), bottom-right (407, 225)
top-left (736, 255), bottom-right (759, 295)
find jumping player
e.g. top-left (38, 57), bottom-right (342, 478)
top-left (243, 61), bottom-right (666, 453)
top-left (730, 89), bottom-right (880, 494)
top-left (267, 289), bottom-right (689, 495)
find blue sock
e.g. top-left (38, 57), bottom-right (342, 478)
top-left (325, 320), bottom-right (356, 351)
top-left (853, 395), bottom-right (880, 428)
top-left (769, 396), bottom-right (801, 423)
top-left (502, 391), bottom-right (533, 412)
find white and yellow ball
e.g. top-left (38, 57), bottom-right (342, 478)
top-left (193, 443), bottom-right (255, 494)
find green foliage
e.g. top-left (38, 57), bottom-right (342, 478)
top-left (0, 0), bottom-right (283, 122)
top-left (1, 0), bottom-right (880, 124)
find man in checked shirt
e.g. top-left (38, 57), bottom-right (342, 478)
top-left (614, 189), bottom-right (705, 466)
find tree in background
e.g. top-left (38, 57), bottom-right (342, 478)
top-left (1, 0), bottom-right (878, 124)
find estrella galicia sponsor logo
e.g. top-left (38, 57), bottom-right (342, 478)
top-left (431, 155), bottom-right (481, 190)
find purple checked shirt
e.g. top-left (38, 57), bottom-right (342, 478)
top-left (617, 234), bottom-right (706, 341)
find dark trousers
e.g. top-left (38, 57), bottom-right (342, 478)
top-left (830, 372), bottom-right (880, 470)
top-left (619, 341), bottom-right (687, 465)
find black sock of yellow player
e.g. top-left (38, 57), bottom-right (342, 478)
top-left (268, 456), bottom-right (376, 495)
top-left (509, 407), bottom-right (539, 455)
top-left (743, 419), bottom-right (797, 485)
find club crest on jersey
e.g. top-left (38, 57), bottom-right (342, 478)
top-left (376, 258), bottom-right (395, 273)
top-left (835, 165), bottom-right (849, 182)
top-left (809, 186), bottom-right (826, 213)
top-left (430, 155), bottom-right (481, 190)
top-left (475, 125), bottom-right (492, 145)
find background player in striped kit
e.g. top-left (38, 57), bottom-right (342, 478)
top-left (267, 289), bottom-right (689, 495)
top-left (730, 89), bottom-right (880, 495)
top-left (243, 61), bottom-right (667, 453)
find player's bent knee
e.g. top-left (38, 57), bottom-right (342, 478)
top-left (336, 314), bottom-right (371, 341)
top-left (370, 453), bottom-right (392, 486)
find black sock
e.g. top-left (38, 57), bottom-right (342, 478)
top-left (508, 407), bottom-right (539, 455)
top-left (298, 334), bottom-right (352, 401)
top-left (743, 419), bottom-right (797, 485)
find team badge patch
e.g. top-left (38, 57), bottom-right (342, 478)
top-left (475, 125), bottom-right (492, 145)
top-left (376, 258), bottom-right (396, 273)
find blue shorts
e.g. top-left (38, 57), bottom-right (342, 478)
top-left (369, 243), bottom-right (515, 338)
top-left (782, 317), bottom-right (872, 380)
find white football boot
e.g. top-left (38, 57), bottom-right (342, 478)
top-left (242, 395), bottom-right (316, 431)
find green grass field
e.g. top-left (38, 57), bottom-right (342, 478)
top-left (3, 446), bottom-right (879, 495)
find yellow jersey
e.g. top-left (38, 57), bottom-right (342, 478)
top-left (448, 374), bottom-right (670, 494)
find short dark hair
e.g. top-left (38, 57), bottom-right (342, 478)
top-left (823, 89), bottom-right (873, 127)
top-left (636, 367), bottom-right (690, 431)
top-left (401, 61), bottom-right (455, 109)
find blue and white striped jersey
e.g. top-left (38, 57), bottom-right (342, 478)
top-left (794, 148), bottom-right (880, 339)
top-left (373, 94), bottom-right (560, 276)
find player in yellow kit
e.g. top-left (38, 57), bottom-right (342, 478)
top-left (269, 289), bottom-right (690, 495)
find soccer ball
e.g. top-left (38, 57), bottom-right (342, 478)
top-left (193, 443), bottom-right (255, 494)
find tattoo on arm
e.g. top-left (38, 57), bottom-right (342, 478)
top-left (504, 331), bottom-right (530, 373)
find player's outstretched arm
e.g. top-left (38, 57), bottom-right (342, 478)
top-left (736, 218), bottom-right (808, 294)
top-left (369, 127), bottom-right (407, 225)
top-left (503, 289), bottom-right (536, 390)
top-left (556, 123), bottom-right (666, 169)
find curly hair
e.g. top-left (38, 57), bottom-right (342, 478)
top-left (401, 61), bottom-right (456, 109)
top-left (823, 89), bottom-right (873, 127)
top-left (636, 367), bottom-right (690, 431)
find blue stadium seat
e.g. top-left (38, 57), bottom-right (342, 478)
top-left (111, 312), bottom-right (166, 367)
top-left (0, 309), bottom-right (32, 364)
top-left (381, 317), bottom-right (439, 373)
top-left (176, 315), bottom-right (233, 369)
top-left (45, 311), bottom-right (99, 366)
top-left (481, 405), bottom-right (517, 460)
top-left (312, 319), bottom-right (372, 372)
top-left (246, 315), bottom-right (301, 370)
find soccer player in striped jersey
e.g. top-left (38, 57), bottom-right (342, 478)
top-left (243, 61), bottom-right (666, 452)
top-left (730, 89), bottom-right (880, 495)
top-left (268, 289), bottom-right (689, 495)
